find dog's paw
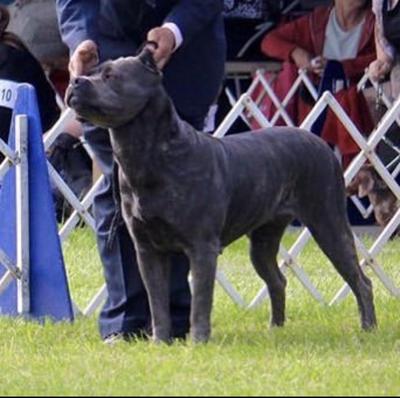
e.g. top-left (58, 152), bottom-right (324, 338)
top-left (152, 328), bottom-right (173, 345)
top-left (191, 329), bottom-right (211, 344)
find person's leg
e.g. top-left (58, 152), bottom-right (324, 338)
top-left (85, 121), bottom-right (193, 340)
top-left (84, 124), bottom-right (151, 339)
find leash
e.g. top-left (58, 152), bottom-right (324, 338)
top-left (106, 164), bottom-right (125, 250)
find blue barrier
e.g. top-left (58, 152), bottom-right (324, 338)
top-left (0, 82), bottom-right (74, 321)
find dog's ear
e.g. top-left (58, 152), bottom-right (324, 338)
top-left (347, 167), bottom-right (374, 198)
top-left (138, 47), bottom-right (159, 74)
top-left (346, 175), bottom-right (361, 196)
top-left (357, 170), bottom-right (374, 197)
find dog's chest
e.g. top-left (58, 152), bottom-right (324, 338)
top-left (120, 181), bottom-right (186, 250)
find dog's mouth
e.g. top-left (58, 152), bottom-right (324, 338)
top-left (65, 85), bottom-right (88, 110)
top-left (66, 86), bottom-right (106, 122)
top-left (65, 85), bottom-right (75, 108)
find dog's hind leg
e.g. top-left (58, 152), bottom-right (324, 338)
top-left (249, 218), bottom-right (290, 327)
top-left (305, 216), bottom-right (377, 331)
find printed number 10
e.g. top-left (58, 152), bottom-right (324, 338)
top-left (1, 89), bottom-right (12, 102)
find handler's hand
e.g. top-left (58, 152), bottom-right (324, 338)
top-left (69, 40), bottom-right (99, 77)
top-left (147, 27), bottom-right (176, 69)
top-left (368, 59), bottom-right (393, 82)
top-left (310, 56), bottom-right (327, 77)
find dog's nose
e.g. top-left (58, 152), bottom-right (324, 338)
top-left (65, 77), bottom-right (91, 108)
top-left (70, 76), bottom-right (90, 89)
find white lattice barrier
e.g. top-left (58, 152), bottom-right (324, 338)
top-left (216, 67), bottom-right (400, 308)
top-left (216, 69), bottom-right (328, 305)
top-left (4, 67), bottom-right (399, 316)
top-left (34, 108), bottom-right (99, 316)
top-left (347, 75), bottom-right (400, 220)
top-left (0, 103), bottom-right (87, 317)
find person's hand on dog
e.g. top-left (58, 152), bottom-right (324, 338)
top-left (69, 40), bottom-right (99, 77)
top-left (147, 27), bottom-right (176, 69)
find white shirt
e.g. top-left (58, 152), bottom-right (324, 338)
top-left (163, 23), bottom-right (183, 51)
top-left (323, 9), bottom-right (364, 61)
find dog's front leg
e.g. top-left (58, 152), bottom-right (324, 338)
top-left (135, 246), bottom-right (171, 343)
top-left (187, 245), bottom-right (219, 343)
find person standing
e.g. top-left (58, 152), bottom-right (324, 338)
top-left (369, 0), bottom-right (400, 98)
top-left (56, 0), bottom-right (226, 343)
top-left (368, 0), bottom-right (400, 175)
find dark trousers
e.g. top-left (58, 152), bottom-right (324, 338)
top-left (85, 114), bottom-right (205, 339)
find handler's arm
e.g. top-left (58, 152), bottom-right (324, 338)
top-left (164, 0), bottom-right (223, 45)
top-left (368, 0), bottom-right (394, 81)
top-left (148, 0), bottom-right (223, 69)
top-left (56, 0), bottom-right (100, 54)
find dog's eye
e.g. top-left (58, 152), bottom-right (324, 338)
top-left (102, 68), bottom-right (113, 81)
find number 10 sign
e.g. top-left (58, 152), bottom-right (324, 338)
top-left (0, 80), bottom-right (19, 110)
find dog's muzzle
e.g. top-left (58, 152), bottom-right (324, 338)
top-left (65, 77), bottom-right (92, 108)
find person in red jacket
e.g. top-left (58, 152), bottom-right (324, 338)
top-left (262, 0), bottom-right (375, 83)
top-left (257, 0), bottom-right (376, 167)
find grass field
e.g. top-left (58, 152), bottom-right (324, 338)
top-left (0, 228), bottom-right (399, 396)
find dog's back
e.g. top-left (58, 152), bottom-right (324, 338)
top-left (213, 127), bottom-right (346, 245)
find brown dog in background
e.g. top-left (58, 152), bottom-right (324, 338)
top-left (347, 164), bottom-right (399, 229)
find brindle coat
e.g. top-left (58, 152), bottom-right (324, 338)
top-left (66, 49), bottom-right (377, 343)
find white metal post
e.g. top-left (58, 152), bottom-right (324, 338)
top-left (15, 115), bottom-right (30, 316)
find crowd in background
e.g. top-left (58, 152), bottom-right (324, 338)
top-left (0, 0), bottom-right (398, 217)
top-left (0, 1), bottom-right (391, 140)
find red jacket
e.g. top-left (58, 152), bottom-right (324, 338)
top-left (261, 6), bottom-right (376, 81)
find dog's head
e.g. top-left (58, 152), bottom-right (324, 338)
top-left (347, 164), bottom-right (398, 227)
top-left (66, 47), bottom-right (162, 128)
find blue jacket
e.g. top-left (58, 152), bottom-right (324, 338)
top-left (56, 0), bottom-right (226, 119)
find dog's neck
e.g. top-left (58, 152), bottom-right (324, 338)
top-left (109, 86), bottom-right (196, 188)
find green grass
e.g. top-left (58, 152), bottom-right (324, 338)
top-left (0, 228), bottom-right (400, 396)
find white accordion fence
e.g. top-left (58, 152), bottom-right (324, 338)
top-left (2, 66), bottom-right (399, 318)
top-left (218, 67), bottom-right (400, 307)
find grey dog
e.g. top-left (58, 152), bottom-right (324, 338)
top-left (66, 48), bottom-right (377, 343)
